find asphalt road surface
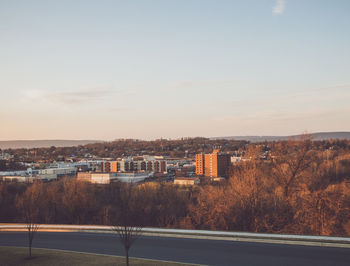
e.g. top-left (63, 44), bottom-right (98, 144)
top-left (0, 232), bottom-right (349, 266)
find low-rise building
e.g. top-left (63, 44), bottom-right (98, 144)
top-left (76, 172), bottom-right (92, 182)
top-left (0, 167), bottom-right (76, 182)
top-left (38, 167), bottom-right (77, 180)
top-left (231, 156), bottom-right (242, 163)
top-left (174, 177), bottom-right (200, 186)
top-left (0, 175), bottom-right (32, 182)
top-left (91, 172), bottom-right (118, 184)
top-left (77, 171), bottom-right (151, 184)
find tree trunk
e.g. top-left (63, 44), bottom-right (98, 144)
top-left (126, 247), bottom-right (129, 266)
top-left (28, 231), bottom-right (32, 257)
top-left (29, 237), bottom-right (32, 257)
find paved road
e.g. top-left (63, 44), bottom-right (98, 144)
top-left (0, 232), bottom-right (349, 266)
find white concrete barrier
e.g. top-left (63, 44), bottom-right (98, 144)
top-left (1, 223), bottom-right (350, 248)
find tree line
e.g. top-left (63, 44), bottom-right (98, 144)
top-left (2, 138), bottom-right (248, 162)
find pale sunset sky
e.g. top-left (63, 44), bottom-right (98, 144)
top-left (1, 0), bottom-right (349, 140)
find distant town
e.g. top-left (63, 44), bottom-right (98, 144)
top-left (1, 136), bottom-right (349, 187)
top-left (0, 138), bottom-right (250, 186)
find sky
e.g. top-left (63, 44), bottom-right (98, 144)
top-left (0, 0), bottom-right (350, 140)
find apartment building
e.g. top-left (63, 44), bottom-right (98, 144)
top-left (195, 149), bottom-right (231, 178)
top-left (195, 153), bottom-right (205, 176)
top-left (100, 157), bottom-right (167, 173)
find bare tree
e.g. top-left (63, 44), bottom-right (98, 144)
top-left (112, 224), bottom-right (142, 266)
top-left (111, 182), bottom-right (143, 266)
top-left (15, 181), bottom-right (42, 257)
top-left (271, 136), bottom-right (314, 198)
top-left (293, 182), bottom-right (350, 235)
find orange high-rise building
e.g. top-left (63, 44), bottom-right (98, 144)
top-left (196, 149), bottom-right (231, 178)
top-left (195, 153), bottom-right (205, 176)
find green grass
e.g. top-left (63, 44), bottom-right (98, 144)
top-left (0, 246), bottom-right (193, 266)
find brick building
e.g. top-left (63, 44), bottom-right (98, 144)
top-left (100, 157), bottom-right (167, 173)
top-left (195, 149), bottom-right (231, 178)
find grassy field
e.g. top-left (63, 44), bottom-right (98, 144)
top-left (0, 246), bottom-right (192, 266)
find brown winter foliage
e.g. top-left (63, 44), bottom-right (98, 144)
top-left (1, 139), bottom-right (350, 237)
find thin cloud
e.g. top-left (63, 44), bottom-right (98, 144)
top-left (22, 87), bottom-right (124, 105)
top-left (45, 88), bottom-right (113, 105)
top-left (273, 0), bottom-right (286, 14)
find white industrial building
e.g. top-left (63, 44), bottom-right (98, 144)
top-left (174, 177), bottom-right (200, 186)
top-left (77, 172), bottom-right (151, 184)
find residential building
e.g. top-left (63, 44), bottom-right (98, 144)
top-left (195, 154), bottom-right (205, 176)
top-left (195, 149), bottom-right (231, 178)
top-left (100, 157), bottom-right (167, 173)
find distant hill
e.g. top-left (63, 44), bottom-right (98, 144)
top-left (0, 140), bottom-right (102, 149)
top-left (1, 132), bottom-right (349, 149)
top-left (211, 132), bottom-right (350, 142)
